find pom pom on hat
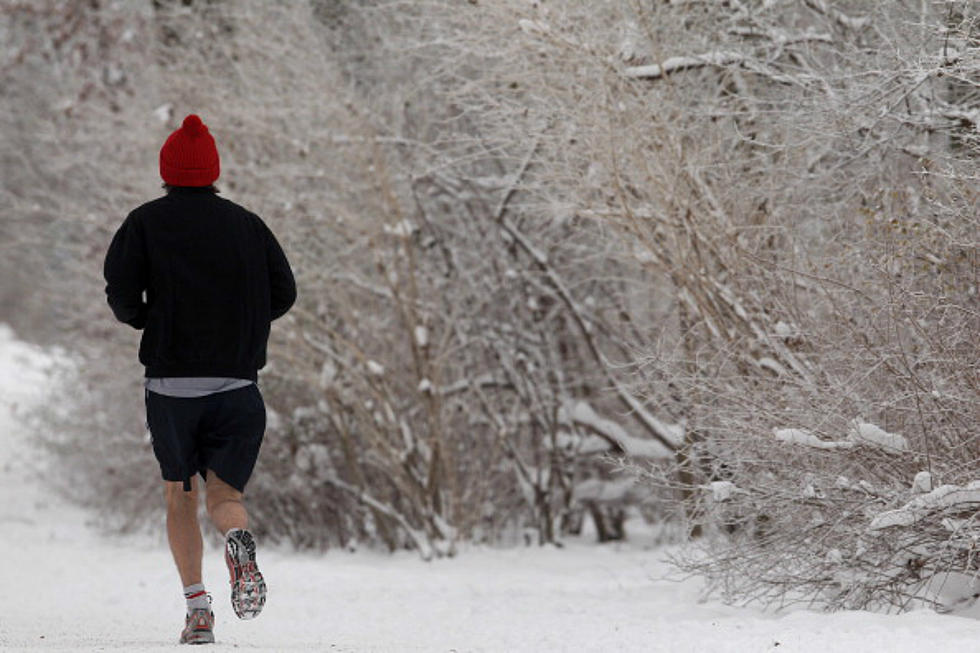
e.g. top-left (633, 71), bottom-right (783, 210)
top-left (159, 114), bottom-right (220, 187)
top-left (181, 114), bottom-right (206, 137)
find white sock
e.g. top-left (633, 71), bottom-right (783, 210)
top-left (183, 583), bottom-right (209, 613)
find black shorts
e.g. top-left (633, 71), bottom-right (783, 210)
top-left (145, 384), bottom-right (265, 493)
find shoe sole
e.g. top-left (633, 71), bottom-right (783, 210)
top-left (181, 632), bottom-right (215, 645)
top-left (225, 529), bottom-right (267, 620)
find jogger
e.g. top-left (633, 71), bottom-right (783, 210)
top-left (103, 114), bottom-right (296, 644)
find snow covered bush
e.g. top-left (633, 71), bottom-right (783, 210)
top-left (541, 0), bottom-right (980, 610)
top-left (377, 0), bottom-right (979, 606)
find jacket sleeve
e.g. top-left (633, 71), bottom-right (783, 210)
top-left (264, 224), bottom-right (296, 321)
top-left (103, 213), bottom-right (149, 330)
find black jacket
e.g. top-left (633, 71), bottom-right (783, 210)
top-left (104, 187), bottom-right (296, 380)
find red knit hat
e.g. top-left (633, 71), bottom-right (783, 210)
top-left (159, 114), bottom-right (220, 187)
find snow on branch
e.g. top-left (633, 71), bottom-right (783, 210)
top-left (704, 480), bottom-right (740, 502)
top-left (728, 27), bottom-right (834, 47)
top-left (869, 482), bottom-right (980, 531)
top-left (437, 373), bottom-right (508, 397)
top-left (848, 420), bottom-right (908, 454)
top-left (802, 0), bottom-right (870, 32)
top-left (624, 51), bottom-right (744, 80)
top-left (939, 106), bottom-right (980, 128)
top-left (622, 25), bottom-right (835, 82)
top-left (773, 421), bottom-right (908, 454)
top-left (554, 430), bottom-right (623, 456)
top-left (564, 400), bottom-right (676, 459)
top-left (773, 428), bottom-right (854, 450)
top-left (573, 477), bottom-right (636, 502)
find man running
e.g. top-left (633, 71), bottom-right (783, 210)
top-left (103, 114), bottom-right (296, 644)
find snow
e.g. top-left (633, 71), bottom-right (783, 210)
top-left (848, 419), bottom-right (909, 453)
top-left (366, 359), bottom-right (385, 376)
top-left (4, 324), bottom-right (980, 651)
top-left (774, 320), bottom-right (795, 338)
top-left (624, 51), bottom-right (745, 79)
top-left (773, 427), bottom-right (854, 450)
top-left (757, 356), bottom-right (788, 376)
top-left (319, 359), bottom-right (337, 388)
top-left (414, 325), bottom-right (428, 348)
top-left (857, 480), bottom-right (876, 495)
top-left (152, 103), bottom-right (173, 123)
top-left (565, 401), bottom-right (674, 459)
top-left (573, 477), bottom-right (636, 502)
top-left (913, 471), bottom-right (933, 493)
top-left (382, 219), bottom-right (417, 237)
top-left (708, 480), bottom-right (737, 502)
top-left (773, 422), bottom-right (908, 454)
top-left (518, 18), bottom-right (550, 35)
top-left (869, 481), bottom-right (980, 531)
top-left (554, 430), bottom-right (622, 456)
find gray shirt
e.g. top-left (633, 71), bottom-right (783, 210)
top-left (145, 377), bottom-right (254, 398)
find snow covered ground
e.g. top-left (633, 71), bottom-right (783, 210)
top-left (3, 324), bottom-right (980, 652)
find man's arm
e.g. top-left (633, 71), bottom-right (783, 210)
top-left (103, 213), bottom-right (149, 329)
top-left (264, 224), bottom-right (296, 320)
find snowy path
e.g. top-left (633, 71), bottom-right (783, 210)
top-left (2, 325), bottom-right (980, 652)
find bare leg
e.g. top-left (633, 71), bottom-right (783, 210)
top-left (205, 470), bottom-right (248, 534)
top-left (165, 478), bottom-right (202, 587)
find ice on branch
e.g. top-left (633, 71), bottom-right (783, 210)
top-left (869, 481), bottom-right (980, 531)
top-left (773, 428), bottom-right (854, 450)
top-left (848, 420), bottom-right (908, 454)
top-left (366, 360), bottom-right (385, 376)
top-left (414, 326), bottom-right (428, 348)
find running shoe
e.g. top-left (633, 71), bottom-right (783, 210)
top-left (179, 607), bottom-right (215, 645)
top-left (224, 528), bottom-right (267, 620)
